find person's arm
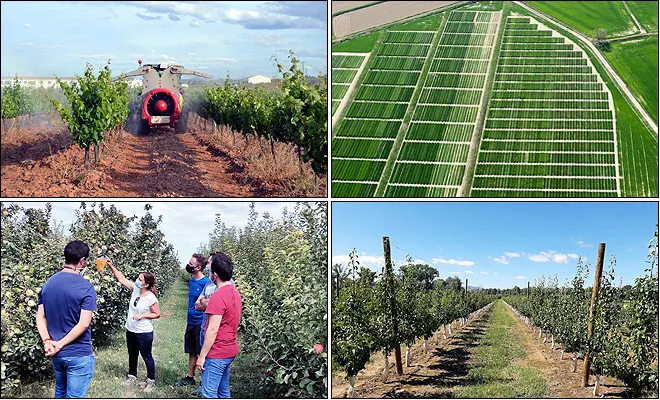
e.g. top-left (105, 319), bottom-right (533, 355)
top-left (36, 304), bottom-right (56, 356)
top-left (107, 259), bottom-right (134, 290)
top-left (133, 302), bottom-right (161, 320)
top-left (50, 310), bottom-right (94, 355)
top-left (195, 294), bottom-right (210, 311)
top-left (196, 314), bottom-right (222, 371)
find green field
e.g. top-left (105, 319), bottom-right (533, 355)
top-left (526, 1), bottom-right (637, 37)
top-left (331, 1), bottom-right (658, 198)
top-left (627, 1), bottom-right (659, 32)
top-left (604, 36), bottom-right (658, 123)
top-left (332, 31), bottom-right (380, 52)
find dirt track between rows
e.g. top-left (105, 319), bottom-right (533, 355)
top-left (1, 118), bottom-right (325, 197)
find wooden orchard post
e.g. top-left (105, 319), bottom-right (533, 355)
top-left (582, 243), bottom-right (605, 387)
top-left (383, 237), bottom-right (403, 375)
top-left (527, 281), bottom-right (530, 297)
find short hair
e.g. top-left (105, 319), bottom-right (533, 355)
top-left (64, 240), bottom-right (90, 265)
top-left (192, 253), bottom-right (207, 268)
top-left (211, 252), bottom-right (233, 282)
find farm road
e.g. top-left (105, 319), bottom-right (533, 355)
top-left (0, 119), bottom-right (262, 197)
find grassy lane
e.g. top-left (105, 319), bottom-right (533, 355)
top-left (456, 300), bottom-right (548, 398)
top-left (19, 278), bottom-right (266, 398)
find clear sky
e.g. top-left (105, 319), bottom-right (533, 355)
top-left (8, 201), bottom-right (301, 266)
top-left (1, 1), bottom-right (327, 79)
top-left (332, 202), bottom-right (659, 289)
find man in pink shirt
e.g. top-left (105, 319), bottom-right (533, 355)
top-left (195, 252), bottom-right (242, 398)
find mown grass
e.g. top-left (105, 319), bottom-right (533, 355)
top-left (16, 278), bottom-right (268, 398)
top-left (604, 36), bottom-right (658, 124)
top-left (456, 300), bottom-right (548, 398)
top-left (526, 1), bottom-right (637, 38)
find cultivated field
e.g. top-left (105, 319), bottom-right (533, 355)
top-left (386, 11), bottom-right (502, 197)
top-left (471, 15), bottom-right (619, 197)
top-left (332, 1), bottom-right (459, 38)
top-left (331, 1), bottom-right (658, 198)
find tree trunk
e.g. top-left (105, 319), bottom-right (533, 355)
top-left (423, 339), bottom-right (428, 354)
top-left (381, 354), bottom-right (390, 383)
top-left (94, 143), bottom-right (100, 163)
top-left (593, 375), bottom-right (600, 396)
top-left (84, 144), bottom-right (91, 167)
top-left (347, 376), bottom-right (357, 398)
top-left (405, 346), bottom-right (411, 367)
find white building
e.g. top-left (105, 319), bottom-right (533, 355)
top-left (247, 75), bottom-right (271, 84)
top-left (1, 77), bottom-right (76, 88)
top-left (1, 77), bottom-right (142, 89)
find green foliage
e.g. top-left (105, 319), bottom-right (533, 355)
top-left (203, 51), bottom-right (328, 175)
top-left (505, 232), bottom-right (659, 397)
top-left (0, 202), bottom-right (179, 394)
top-left (50, 61), bottom-right (130, 165)
top-left (332, 252), bottom-right (496, 379)
top-left (200, 202), bottom-right (327, 398)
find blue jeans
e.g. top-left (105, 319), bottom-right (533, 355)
top-left (51, 355), bottom-right (96, 398)
top-left (201, 357), bottom-right (235, 398)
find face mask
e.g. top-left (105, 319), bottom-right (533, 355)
top-left (205, 265), bottom-right (211, 275)
top-left (78, 267), bottom-right (86, 276)
top-left (185, 264), bottom-right (195, 274)
top-left (135, 279), bottom-right (143, 289)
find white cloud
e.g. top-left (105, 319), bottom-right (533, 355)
top-left (24, 23), bottom-right (33, 28)
top-left (528, 250), bottom-right (573, 264)
top-left (490, 256), bottom-right (508, 264)
top-left (577, 240), bottom-right (592, 248)
top-left (187, 52), bottom-right (196, 56)
top-left (432, 258), bottom-right (475, 266)
top-left (464, 270), bottom-right (474, 275)
top-left (504, 252), bottom-right (521, 258)
top-left (190, 20), bottom-right (202, 27)
top-left (480, 271), bottom-right (488, 275)
top-left (331, 254), bottom-right (384, 269)
top-left (515, 276), bottom-right (527, 279)
top-left (493, 272), bottom-right (499, 276)
top-left (568, 254), bottom-right (579, 259)
top-left (448, 271), bottom-right (461, 275)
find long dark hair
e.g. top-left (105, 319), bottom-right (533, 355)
top-left (141, 272), bottom-right (158, 298)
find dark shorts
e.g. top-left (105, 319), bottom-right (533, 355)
top-left (184, 323), bottom-right (202, 355)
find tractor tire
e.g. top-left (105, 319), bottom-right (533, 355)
top-left (175, 111), bottom-right (188, 134)
top-left (136, 118), bottom-right (150, 135)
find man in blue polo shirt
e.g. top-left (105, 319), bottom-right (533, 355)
top-left (36, 240), bottom-right (98, 398)
top-left (175, 253), bottom-right (210, 387)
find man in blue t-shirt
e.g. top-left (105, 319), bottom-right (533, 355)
top-left (36, 240), bottom-right (98, 398)
top-left (175, 253), bottom-right (210, 387)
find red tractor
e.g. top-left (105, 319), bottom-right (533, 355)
top-left (115, 60), bottom-right (212, 134)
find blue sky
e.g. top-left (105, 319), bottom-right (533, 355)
top-left (1, 1), bottom-right (327, 79)
top-left (332, 202), bottom-right (659, 289)
top-left (7, 201), bottom-right (296, 265)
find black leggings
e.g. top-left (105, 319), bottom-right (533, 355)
top-left (126, 330), bottom-right (156, 380)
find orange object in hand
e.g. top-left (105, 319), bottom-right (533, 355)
top-left (95, 257), bottom-right (107, 272)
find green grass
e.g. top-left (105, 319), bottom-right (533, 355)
top-left (526, 1), bottom-right (638, 38)
top-left (455, 301), bottom-right (548, 398)
top-left (626, 1), bottom-right (659, 32)
top-left (15, 279), bottom-right (267, 398)
top-left (332, 31), bottom-right (380, 52)
top-left (604, 36), bottom-right (658, 123)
